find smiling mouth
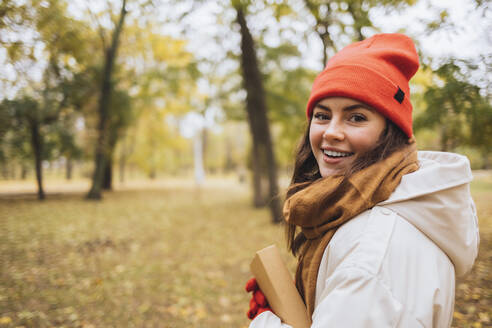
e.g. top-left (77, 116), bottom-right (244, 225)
top-left (323, 150), bottom-right (354, 158)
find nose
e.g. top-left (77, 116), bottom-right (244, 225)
top-left (322, 121), bottom-right (345, 141)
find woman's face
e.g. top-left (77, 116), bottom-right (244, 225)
top-left (309, 97), bottom-right (387, 177)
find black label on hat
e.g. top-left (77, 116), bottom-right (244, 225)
top-left (394, 87), bottom-right (405, 104)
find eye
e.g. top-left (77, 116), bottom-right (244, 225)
top-left (313, 112), bottom-right (330, 121)
top-left (349, 113), bottom-right (367, 123)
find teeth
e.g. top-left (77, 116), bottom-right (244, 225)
top-left (323, 150), bottom-right (353, 157)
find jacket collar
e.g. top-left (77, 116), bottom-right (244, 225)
top-left (381, 151), bottom-right (473, 205)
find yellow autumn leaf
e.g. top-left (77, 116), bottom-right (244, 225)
top-left (0, 316), bottom-right (12, 325)
top-left (478, 312), bottom-right (490, 323)
top-left (194, 307), bottom-right (207, 320)
top-left (453, 311), bottom-right (465, 320)
top-left (179, 306), bottom-right (193, 318)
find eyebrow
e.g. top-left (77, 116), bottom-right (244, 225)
top-left (315, 103), bottom-right (376, 112)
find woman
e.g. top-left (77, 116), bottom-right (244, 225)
top-left (246, 33), bottom-right (479, 327)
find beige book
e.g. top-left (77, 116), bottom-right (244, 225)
top-left (250, 244), bottom-right (312, 328)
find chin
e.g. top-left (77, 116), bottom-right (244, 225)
top-left (319, 167), bottom-right (343, 178)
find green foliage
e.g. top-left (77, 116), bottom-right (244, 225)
top-left (128, 110), bottom-right (192, 177)
top-left (0, 0), bottom-right (96, 175)
top-left (0, 1), bottom-right (31, 60)
top-left (303, 0), bottom-right (417, 49)
top-left (265, 66), bottom-right (317, 166)
top-left (1, 0), bottom-right (93, 75)
top-left (1, 0), bottom-right (202, 179)
top-left (34, 0), bottom-right (92, 64)
top-left (0, 95), bottom-right (82, 166)
top-left (426, 9), bottom-right (450, 32)
top-left (203, 123), bottom-right (250, 173)
top-left (0, 98), bottom-right (37, 164)
top-left (249, 33), bottom-right (316, 166)
top-left (1, 0), bottom-right (490, 177)
top-left (113, 25), bottom-right (201, 176)
top-left (414, 60), bottom-right (492, 161)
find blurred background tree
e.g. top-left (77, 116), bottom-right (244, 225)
top-left (0, 0), bottom-right (490, 206)
top-left (415, 59), bottom-right (492, 168)
top-left (0, 0), bottom-right (93, 199)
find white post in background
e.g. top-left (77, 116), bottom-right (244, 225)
top-left (193, 128), bottom-right (205, 187)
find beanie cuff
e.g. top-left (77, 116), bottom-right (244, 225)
top-left (306, 64), bottom-right (413, 137)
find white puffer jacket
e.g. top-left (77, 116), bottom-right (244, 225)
top-left (250, 151), bottom-right (479, 328)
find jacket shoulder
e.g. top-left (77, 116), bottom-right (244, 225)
top-left (322, 206), bottom-right (454, 279)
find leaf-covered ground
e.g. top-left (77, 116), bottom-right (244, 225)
top-left (453, 173), bottom-right (492, 328)
top-left (0, 175), bottom-right (490, 327)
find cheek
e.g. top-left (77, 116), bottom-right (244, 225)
top-left (309, 125), bottom-right (322, 150)
top-left (349, 129), bottom-right (381, 151)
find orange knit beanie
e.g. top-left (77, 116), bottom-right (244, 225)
top-left (306, 33), bottom-right (419, 137)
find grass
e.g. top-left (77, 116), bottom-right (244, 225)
top-left (0, 174), bottom-right (491, 327)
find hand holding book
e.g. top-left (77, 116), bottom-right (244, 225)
top-left (248, 245), bottom-right (311, 328)
top-left (245, 277), bottom-right (273, 319)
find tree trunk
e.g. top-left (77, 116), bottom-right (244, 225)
top-left (304, 0), bottom-right (336, 67)
top-left (194, 130), bottom-right (205, 186)
top-left (119, 132), bottom-right (136, 183)
top-left (119, 150), bottom-right (126, 183)
top-left (250, 140), bottom-right (266, 207)
top-left (21, 163), bottom-right (28, 180)
top-left (202, 127), bottom-right (208, 174)
top-left (347, 3), bottom-right (365, 41)
top-left (66, 157), bottom-right (73, 180)
top-left (29, 121), bottom-right (45, 200)
top-left (224, 136), bottom-right (234, 172)
top-left (102, 131), bottom-right (118, 190)
top-left (236, 6), bottom-right (283, 223)
top-left (87, 0), bottom-right (127, 199)
top-left (321, 36), bottom-right (329, 67)
top-left (1, 163), bottom-right (7, 179)
top-left (102, 156), bottom-right (112, 190)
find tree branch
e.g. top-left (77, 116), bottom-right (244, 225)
top-left (85, 1), bottom-right (107, 49)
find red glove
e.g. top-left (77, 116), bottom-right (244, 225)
top-left (245, 277), bottom-right (272, 320)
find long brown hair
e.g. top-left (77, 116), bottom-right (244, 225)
top-left (285, 118), bottom-right (410, 256)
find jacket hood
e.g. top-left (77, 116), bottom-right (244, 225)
top-left (380, 151), bottom-right (479, 277)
